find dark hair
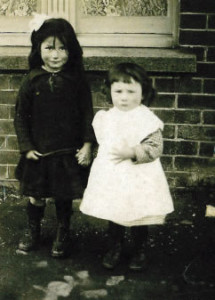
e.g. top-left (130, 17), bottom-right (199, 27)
top-left (105, 63), bottom-right (156, 106)
top-left (28, 18), bottom-right (83, 71)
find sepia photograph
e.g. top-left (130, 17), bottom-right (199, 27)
top-left (0, 0), bottom-right (215, 299)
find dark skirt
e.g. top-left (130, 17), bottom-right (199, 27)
top-left (15, 153), bottom-right (90, 200)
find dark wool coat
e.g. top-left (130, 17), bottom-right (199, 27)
top-left (14, 68), bottom-right (95, 199)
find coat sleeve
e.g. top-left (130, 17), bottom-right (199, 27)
top-left (14, 75), bottom-right (35, 153)
top-left (77, 76), bottom-right (95, 143)
top-left (133, 129), bottom-right (163, 164)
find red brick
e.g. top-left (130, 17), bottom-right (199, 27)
top-left (0, 91), bottom-right (17, 104)
top-left (155, 77), bottom-right (201, 93)
top-left (208, 15), bottom-right (215, 29)
top-left (174, 110), bottom-right (200, 124)
top-left (8, 165), bottom-right (16, 180)
top-left (7, 136), bottom-right (19, 150)
top-left (0, 120), bottom-right (15, 135)
top-left (165, 172), bottom-right (175, 188)
top-left (153, 110), bottom-right (175, 123)
top-left (180, 46), bottom-right (205, 61)
top-left (92, 92), bottom-right (109, 107)
top-left (9, 105), bottom-right (15, 119)
top-left (155, 78), bottom-right (176, 93)
top-left (0, 75), bottom-right (9, 89)
top-left (197, 62), bottom-right (215, 77)
top-left (178, 95), bottom-right (215, 109)
top-left (175, 156), bottom-right (215, 172)
top-left (200, 142), bottom-right (214, 156)
top-left (164, 141), bottom-right (198, 155)
top-left (0, 105), bottom-right (10, 119)
top-left (204, 79), bottom-right (215, 93)
top-left (180, 14), bottom-right (206, 29)
top-left (174, 172), bottom-right (199, 188)
top-left (151, 95), bottom-right (176, 108)
top-left (163, 125), bottom-right (175, 139)
top-left (0, 136), bottom-right (5, 146)
top-left (178, 125), bottom-right (215, 141)
top-left (180, 0), bottom-right (215, 13)
top-left (207, 48), bottom-right (215, 62)
top-left (160, 156), bottom-right (173, 171)
top-left (203, 111), bottom-right (215, 124)
top-left (0, 166), bottom-right (7, 179)
top-left (0, 151), bottom-right (20, 164)
top-left (9, 74), bottom-right (26, 89)
top-left (180, 30), bottom-right (215, 46)
top-left (86, 73), bottom-right (105, 93)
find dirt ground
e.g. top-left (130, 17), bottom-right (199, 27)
top-left (0, 186), bottom-right (215, 300)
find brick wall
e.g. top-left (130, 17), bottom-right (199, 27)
top-left (0, 0), bottom-right (215, 194)
top-left (174, 0), bottom-right (215, 189)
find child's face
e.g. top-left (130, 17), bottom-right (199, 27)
top-left (40, 36), bottom-right (69, 72)
top-left (111, 78), bottom-right (143, 111)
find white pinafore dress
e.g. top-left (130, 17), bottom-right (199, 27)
top-left (80, 105), bottom-right (174, 226)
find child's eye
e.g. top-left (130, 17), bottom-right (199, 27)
top-left (115, 90), bottom-right (122, 93)
top-left (128, 90), bottom-right (135, 93)
top-left (45, 46), bottom-right (53, 50)
top-left (59, 46), bottom-right (66, 51)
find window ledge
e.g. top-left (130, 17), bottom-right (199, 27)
top-left (0, 47), bottom-right (196, 73)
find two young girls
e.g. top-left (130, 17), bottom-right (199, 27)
top-left (80, 63), bottom-right (174, 270)
top-left (14, 17), bottom-right (94, 258)
top-left (14, 14), bottom-right (173, 269)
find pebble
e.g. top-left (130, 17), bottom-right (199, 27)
top-left (76, 270), bottom-right (89, 280)
top-left (16, 249), bottom-right (28, 255)
top-left (34, 279), bottom-right (74, 300)
top-left (81, 289), bottom-right (108, 299)
top-left (106, 276), bottom-right (125, 286)
top-left (34, 261), bottom-right (48, 268)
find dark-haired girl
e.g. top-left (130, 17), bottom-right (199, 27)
top-left (80, 63), bottom-right (174, 270)
top-left (14, 16), bottom-right (94, 258)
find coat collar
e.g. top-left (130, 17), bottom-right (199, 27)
top-left (29, 67), bottom-right (80, 82)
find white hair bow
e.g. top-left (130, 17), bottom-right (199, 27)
top-left (29, 12), bottom-right (52, 32)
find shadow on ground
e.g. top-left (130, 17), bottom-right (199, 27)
top-left (0, 187), bottom-right (215, 300)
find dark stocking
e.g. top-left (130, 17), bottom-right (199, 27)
top-left (18, 200), bottom-right (45, 251)
top-left (51, 198), bottom-right (72, 258)
top-left (129, 226), bottom-right (148, 271)
top-left (130, 225), bottom-right (148, 250)
top-left (102, 222), bottom-right (125, 269)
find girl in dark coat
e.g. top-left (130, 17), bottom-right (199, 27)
top-left (14, 16), bottom-right (95, 258)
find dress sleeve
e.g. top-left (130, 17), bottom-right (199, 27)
top-left (14, 75), bottom-right (35, 153)
top-left (133, 129), bottom-right (163, 164)
top-left (77, 76), bottom-right (95, 143)
top-left (92, 110), bottom-right (106, 145)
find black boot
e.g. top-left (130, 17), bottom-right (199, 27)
top-left (18, 201), bottom-right (45, 252)
top-left (51, 199), bottom-right (72, 258)
top-left (129, 226), bottom-right (148, 271)
top-left (102, 222), bottom-right (125, 269)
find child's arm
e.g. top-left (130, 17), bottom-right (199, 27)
top-left (77, 77), bottom-right (95, 144)
top-left (14, 76), bottom-right (35, 154)
top-left (134, 129), bottom-right (163, 163)
top-left (110, 129), bottom-right (163, 164)
top-left (75, 76), bottom-right (95, 167)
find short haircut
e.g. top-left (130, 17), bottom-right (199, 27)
top-left (105, 63), bottom-right (156, 106)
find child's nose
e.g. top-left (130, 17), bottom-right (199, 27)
top-left (121, 92), bottom-right (127, 101)
top-left (51, 49), bottom-right (59, 58)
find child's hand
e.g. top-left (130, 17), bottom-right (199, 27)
top-left (26, 150), bottom-right (42, 160)
top-left (110, 140), bottom-right (135, 164)
top-left (76, 143), bottom-right (92, 167)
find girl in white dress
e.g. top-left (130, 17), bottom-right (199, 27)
top-left (80, 63), bottom-right (174, 270)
